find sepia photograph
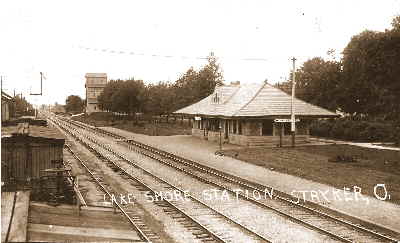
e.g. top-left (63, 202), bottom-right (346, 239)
top-left (1, 0), bottom-right (399, 242)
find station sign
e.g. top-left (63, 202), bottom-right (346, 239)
top-left (274, 118), bottom-right (300, 123)
top-left (194, 116), bottom-right (202, 121)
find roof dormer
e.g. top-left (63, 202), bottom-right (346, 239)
top-left (211, 91), bottom-right (220, 104)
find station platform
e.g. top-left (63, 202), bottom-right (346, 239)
top-left (2, 191), bottom-right (30, 242)
top-left (1, 191), bottom-right (143, 242)
top-left (102, 126), bottom-right (400, 235)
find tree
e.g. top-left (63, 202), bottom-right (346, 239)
top-left (65, 95), bottom-right (84, 114)
top-left (12, 95), bottom-right (33, 116)
top-left (194, 53), bottom-right (224, 101)
top-left (295, 57), bottom-right (342, 111)
top-left (391, 15), bottom-right (400, 31)
top-left (341, 20), bottom-right (400, 120)
top-left (98, 80), bottom-right (123, 112)
top-left (173, 53), bottom-right (224, 110)
top-left (97, 53), bottom-right (224, 118)
top-left (144, 81), bottom-right (174, 115)
top-left (274, 57), bottom-right (342, 111)
top-left (98, 79), bottom-right (146, 116)
top-left (274, 15), bottom-right (400, 121)
top-left (111, 79), bottom-right (146, 115)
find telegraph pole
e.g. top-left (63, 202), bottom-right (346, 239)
top-left (40, 72), bottom-right (43, 95)
top-left (291, 57), bottom-right (297, 148)
top-left (30, 72), bottom-right (44, 118)
top-left (219, 124), bottom-right (222, 151)
top-left (31, 72), bottom-right (43, 95)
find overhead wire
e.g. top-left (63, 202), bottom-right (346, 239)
top-left (76, 45), bottom-right (319, 63)
top-left (76, 45), bottom-right (269, 62)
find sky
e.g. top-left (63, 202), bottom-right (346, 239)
top-left (0, 0), bottom-right (399, 105)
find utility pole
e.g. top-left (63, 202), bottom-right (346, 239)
top-left (30, 72), bottom-right (43, 96)
top-left (30, 72), bottom-right (44, 118)
top-left (40, 72), bottom-right (43, 95)
top-left (291, 57), bottom-right (297, 148)
top-left (219, 123), bottom-right (222, 151)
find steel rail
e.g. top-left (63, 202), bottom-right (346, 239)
top-left (52, 116), bottom-right (272, 243)
top-left (48, 118), bottom-right (152, 242)
top-left (124, 140), bottom-right (356, 242)
top-left (64, 144), bottom-right (153, 242)
top-left (127, 139), bottom-right (399, 243)
top-left (129, 140), bottom-right (400, 242)
top-left (60, 117), bottom-right (399, 243)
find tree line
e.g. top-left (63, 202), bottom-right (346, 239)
top-left (275, 16), bottom-right (400, 122)
top-left (66, 16), bottom-right (399, 124)
top-left (96, 54), bottom-right (223, 116)
top-left (6, 95), bottom-right (34, 117)
top-left (65, 95), bottom-right (84, 114)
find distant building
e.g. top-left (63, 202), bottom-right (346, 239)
top-left (1, 91), bottom-right (13, 122)
top-left (85, 73), bottom-right (107, 114)
top-left (174, 82), bottom-right (338, 146)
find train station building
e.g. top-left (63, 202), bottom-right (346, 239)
top-left (1, 91), bottom-right (12, 122)
top-left (174, 82), bottom-right (338, 146)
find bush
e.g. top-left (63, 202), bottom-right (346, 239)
top-left (392, 125), bottom-right (400, 145)
top-left (310, 118), bottom-right (396, 142)
top-left (310, 120), bottom-right (333, 137)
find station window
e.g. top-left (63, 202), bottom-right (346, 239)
top-left (210, 119), bottom-right (219, 131)
top-left (233, 120), bottom-right (237, 134)
top-left (238, 120), bottom-right (242, 135)
top-left (262, 120), bottom-right (273, 136)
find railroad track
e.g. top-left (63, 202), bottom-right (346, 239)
top-left (55, 115), bottom-right (400, 243)
top-left (63, 144), bottom-right (158, 242)
top-left (126, 140), bottom-right (399, 243)
top-left (50, 116), bottom-right (273, 243)
top-left (61, 155), bottom-right (87, 207)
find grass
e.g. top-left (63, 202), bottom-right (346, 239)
top-left (222, 144), bottom-right (400, 205)
top-left (72, 112), bottom-right (192, 136)
top-left (114, 121), bottom-right (192, 136)
top-left (72, 112), bottom-right (400, 204)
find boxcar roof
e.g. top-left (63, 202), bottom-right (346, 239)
top-left (174, 83), bottom-right (339, 118)
top-left (1, 125), bottom-right (65, 144)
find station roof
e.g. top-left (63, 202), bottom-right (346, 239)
top-left (85, 73), bottom-right (107, 78)
top-left (174, 82), bottom-right (339, 118)
top-left (2, 91), bottom-right (12, 101)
